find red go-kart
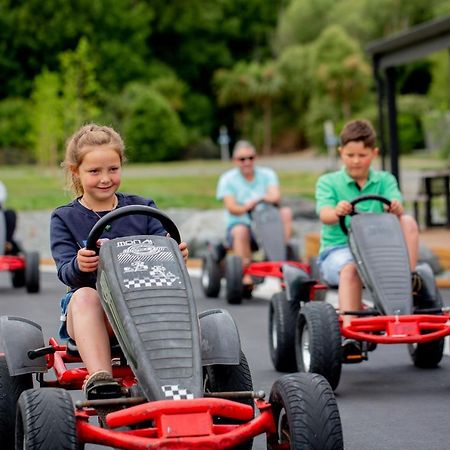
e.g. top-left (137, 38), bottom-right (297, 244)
top-left (0, 205), bottom-right (343, 449)
top-left (269, 195), bottom-right (450, 390)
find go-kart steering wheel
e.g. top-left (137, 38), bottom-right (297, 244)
top-left (339, 194), bottom-right (392, 235)
top-left (85, 205), bottom-right (181, 253)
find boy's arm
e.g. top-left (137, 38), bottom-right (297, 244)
top-left (319, 202), bottom-right (353, 224)
top-left (316, 174), bottom-right (352, 224)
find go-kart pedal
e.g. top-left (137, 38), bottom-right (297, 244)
top-left (242, 282), bottom-right (254, 299)
top-left (84, 370), bottom-right (124, 400)
top-left (341, 339), bottom-right (366, 363)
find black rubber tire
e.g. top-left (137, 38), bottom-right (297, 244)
top-left (269, 291), bottom-right (299, 372)
top-left (225, 254), bottom-right (243, 304)
top-left (25, 251), bottom-right (40, 293)
top-left (408, 337), bottom-right (444, 368)
top-left (11, 268), bottom-right (25, 288)
top-left (267, 372), bottom-right (343, 450)
top-left (296, 302), bottom-right (342, 391)
top-left (201, 253), bottom-right (222, 298)
top-left (0, 356), bottom-right (33, 450)
top-left (204, 351), bottom-right (254, 450)
top-left (16, 388), bottom-right (78, 449)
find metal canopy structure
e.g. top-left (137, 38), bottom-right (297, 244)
top-left (366, 15), bottom-right (450, 188)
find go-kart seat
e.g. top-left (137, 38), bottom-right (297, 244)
top-left (66, 337), bottom-right (126, 362)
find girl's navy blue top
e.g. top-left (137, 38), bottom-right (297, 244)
top-left (50, 193), bottom-right (167, 290)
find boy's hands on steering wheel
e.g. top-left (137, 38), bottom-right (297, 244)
top-left (386, 199), bottom-right (403, 217)
top-left (335, 200), bottom-right (353, 217)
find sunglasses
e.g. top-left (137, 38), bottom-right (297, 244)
top-left (236, 155), bottom-right (255, 162)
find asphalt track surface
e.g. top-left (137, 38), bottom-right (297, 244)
top-left (1, 269), bottom-right (450, 449)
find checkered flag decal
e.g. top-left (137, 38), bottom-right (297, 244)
top-left (123, 265), bottom-right (180, 289)
top-left (162, 385), bottom-right (195, 400)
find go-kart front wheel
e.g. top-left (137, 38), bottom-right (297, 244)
top-left (269, 291), bottom-right (299, 372)
top-left (25, 251), bottom-right (40, 293)
top-left (204, 350), bottom-right (254, 450)
top-left (16, 388), bottom-right (78, 450)
top-left (201, 253), bottom-right (222, 298)
top-left (296, 302), bottom-right (342, 391)
top-left (267, 372), bottom-right (343, 450)
top-left (0, 356), bottom-right (33, 450)
top-left (408, 337), bottom-right (444, 368)
top-left (225, 254), bottom-right (243, 304)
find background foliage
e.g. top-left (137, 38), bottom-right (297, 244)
top-left (1, 0), bottom-right (450, 164)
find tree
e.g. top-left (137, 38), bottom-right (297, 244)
top-left (29, 70), bottom-right (63, 166)
top-left (59, 38), bottom-right (101, 138)
top-left (0, 0), bottom-right (153, 98)
top-left (311, 25), bottom-right (371, 121)
top-left (121, 83), bottom-right (187, 162)
top-left (214, 62), bottom-right (257, 139)
top-left (248, 61), bottom-right (284, 154)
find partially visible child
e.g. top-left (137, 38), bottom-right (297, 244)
top-left (50, 124), bottom-right (188, 399)
top-left (315, 119), bottom-right (419, 357)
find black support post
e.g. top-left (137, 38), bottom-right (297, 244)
top-left (385, 67), bottom-right (400, 188)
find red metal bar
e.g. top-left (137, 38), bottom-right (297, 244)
top-left (76, 400), bottom-right (276, 449)
top-left (244, 261), bottom-right (310, 279)
top-left (341, 314), bottom-right (450, 344)
top-left (0, 255), bottom-right (25, 271)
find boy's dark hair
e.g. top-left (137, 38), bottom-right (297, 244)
top-left (340, 119), bottom-right (377, 148)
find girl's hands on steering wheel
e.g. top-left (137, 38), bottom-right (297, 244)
top-left (77, 247), bottom-right (99, 273)
top-left (176, 239), bottom-right (189, 263)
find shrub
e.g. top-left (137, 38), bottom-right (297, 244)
top-left (122, 86), bottom-right (187, 162)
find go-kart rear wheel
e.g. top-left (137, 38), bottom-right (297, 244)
top-left (204, 351), bottom-right (254, 450)
top-left (269, 291), bottom-right (299, 372)
top-left (267, 372), bottom-right (343, 450)
top-left (11, 268), bottom-right (25, 288)
top-left (25, 251), bottom-right (40, 293)
top-left (296, 302), bottom-right (342, 391)
top-left (16, 388), bottom-right (79, 450)
top-left (201, 253), bottom-right (222, 298)
top-left (225, 254), bottom-right (243, 304)
top-left (408, 337), bottom-right (444, 368)
top-left (0, 356), bottom-right (33, 450)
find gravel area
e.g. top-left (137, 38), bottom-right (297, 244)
top-left (16, 199), bottom-right (320, 262)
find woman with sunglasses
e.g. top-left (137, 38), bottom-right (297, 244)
top-left (216, 140), bottom-right (293, 290)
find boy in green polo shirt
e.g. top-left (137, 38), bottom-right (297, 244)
top-left (315, 119), bottom-right (420, 356)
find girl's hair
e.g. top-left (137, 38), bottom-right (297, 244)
top-left (62, 123), bottom-right (125, 196)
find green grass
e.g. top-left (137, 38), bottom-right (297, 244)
top-left (1, 152), bottom-right (444, 211)
top-left (0, 163), bottom-right (320, 211)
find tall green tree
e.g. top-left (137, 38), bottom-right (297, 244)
top-left (0, 0), bottom-right (153, 98)
top-left (59, 38), bottom-right (101, 137)
top-left (29, 70), bottom-right (63, 166)
top-left (311, 25), bottom-right (371, 120)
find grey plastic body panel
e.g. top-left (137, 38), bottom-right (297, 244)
top-left (282, 263), bottom-right (313, 302)
top-left (199, 309), bottom-right (241, 365)
top-left (349, 214), bottom-right (412, 315)
top-left (0, 316), bottom-right (47, 375)
top-left (97, 235), bottom-right (203, 401)
top-left (0, 211), bottom-right (6, 255)
top-left (252, 204), bottom-right (286, 261)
